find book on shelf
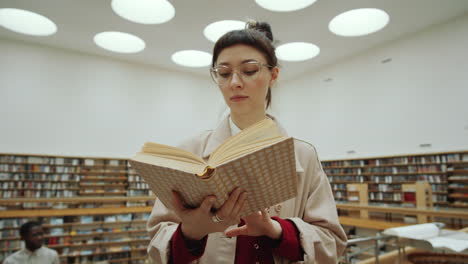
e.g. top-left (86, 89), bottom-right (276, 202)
top-left (129, 118), bottom-right (297, 217)
top-left (383, 223), bottom-right (468, 253)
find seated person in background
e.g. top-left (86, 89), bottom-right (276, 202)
top-left (4, 221), bottom-right (59, 264)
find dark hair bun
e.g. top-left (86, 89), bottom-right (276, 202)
top-left (246, 20), bottom-right (273, 42)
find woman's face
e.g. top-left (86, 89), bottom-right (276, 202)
top-left (214, 44), bottom-right (278, 117)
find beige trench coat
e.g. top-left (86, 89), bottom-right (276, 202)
top-left (147, 116), bottom-right (347, 263)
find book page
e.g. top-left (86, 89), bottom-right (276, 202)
top-left (141, 142), bottom-right (206, 164)
top-left (211, 137), bottom-right (286, 166)
top-left (132, 152), bottom-right (207, 175)
top-left (209, 119), bottom-right (286, 165)
top-left (427, 237), bottom-right (468, 252)
top-left (383, 223), bottom-right (440, 239)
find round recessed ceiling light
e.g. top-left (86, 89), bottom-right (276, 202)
top-left (0, 8), bottom-right (57, 36)
top-left (171, 50), bottom-right (212, 67)
top-left (276, 42), bottom-right (320, 61)
top-left (329, 8), bottom-right (389, 37)
top-left (111, 0), bottom-right (175, 24)
top-left (255, 0), bottom-right (317, 12)
top-left (203, 20), bottom-right (245, 43)
top-left (94, 31), bottom-right (145, 54)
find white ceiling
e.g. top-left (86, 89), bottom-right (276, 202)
top-left (1, 0), bottom-right (468, 81)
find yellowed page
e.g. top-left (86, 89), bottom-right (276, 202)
top-left (211, 136), bottom-right (286, 166)
top-left (142, 142), bottom-right (205, 164)
top-left (209, 119), bottom-right (286, 165)
top-left (132, 152), bottom-right (207, 175)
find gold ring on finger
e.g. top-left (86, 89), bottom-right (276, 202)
top-left (211, 214), bottom-right (224, 223)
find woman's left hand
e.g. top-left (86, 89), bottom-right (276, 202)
top-left (224, 209), bottom-right (282, 240)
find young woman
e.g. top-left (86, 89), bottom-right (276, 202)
top-left (147, 21), bottom-right (347, 264)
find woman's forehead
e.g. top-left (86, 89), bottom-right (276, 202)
top-left (217, 44), bottom-right (266, 65)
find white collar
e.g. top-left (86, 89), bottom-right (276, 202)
top-left (228, 116), bottom-right (242, 136)
top-left (22, 246), bottom-right (43, 256)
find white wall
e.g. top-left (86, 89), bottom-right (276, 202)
top-left (274, 14), bottom-right (468, 160)
top-left (1, 14), bottom-right (467, 160)
top-left (0, 40), bottom-right (223, 158)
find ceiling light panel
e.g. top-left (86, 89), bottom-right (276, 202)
top-left (94, 31), bottom-right (146, 53)
top-left (255, 0), bottom-right (317, 12)
top-left (171, 50), bottom-right (212, 67)
top-left (111, 0), bottom-right (175, 24)
top-left (329, 8), bottom-right (389, 37)
top-left (0, 8), bottom-right (57, 36)
top-left (276, 42), bottom-right (320, 61)
top-left (204, 20), bottom-right (245, 43)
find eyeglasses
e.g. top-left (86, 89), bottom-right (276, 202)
top-left (210, 61), bottom-right (272, 85)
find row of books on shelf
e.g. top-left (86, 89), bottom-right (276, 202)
top-left (370, 175), bottom-right (446, 183)
top-left (1, 182), bottom-right (78, 189)
top-left (79, 214), bottom-right (149, 224)
top-left (0, 214), bottom-right (150, 232)
top-left (431, 185), bottom-right (448, 192)
top-left (322, 153), bottom-right (467, 168)
top-left (0, 190), bottom-right (77, 199)
top-left (452, 201), bottom-right (468, 207)
top-left (332, 183), bottom-right (449, 193)
top-left (0, 173), bottom-right (81, 181)
top-left (368, 183), bottom-right (400, 192)
top-left (333, 192), bottom-right (447, 203)
top-left (127, 175), bottom-right (145, 182)
top-left (4, 199), bottom-right (153, 210)
top-left (334, 191), bottom-right (346, 199)
top-left (81, 176), bottom-right (126, 181)
top-left (0, 156), bottom-right (128, 167)
top-left (0, 165), bottom-right (130, 173)
top-left (369, 192), bottom-right (402, 201)
top-left (1, 192), bottom-right (154, 202)
top-left (1, 248), bottom-right (147, 264)
top-left (370, 184), bottom-right (448, 192)
top-left (1, 235), bottom-right (150, 250)
top-left (325, 165), bottom-right (447, 175)
top-left (0, 156), bottom-right (80, 165)
top-left (80, 189), bottom-right (124, 194)
top-left (64, 246), bottom-right (146, 255)
top-left (449, 176), bottom-right (468, 180)
top-left (127, 190), bottom-right (152, 196)
top-left (328, 176), bottom-right (365, 182)
top-left (433, 194), bottom-right (447, 202)
top-left (328, 175), bottom-right (447, 183)
top-left (331, 184), bottom-right (347, 190)
top-left (64, 249), bottom-right (146, 262)
top-left (0, 164), bottom-right (91, 173)
top-left (128, 182), bottom-right (149, 189)
top-left (449, 183), bottom-right (468, 188)
top-left (80, 182), bottom-right (126, 186)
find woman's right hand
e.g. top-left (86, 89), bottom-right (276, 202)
top-left (171, 187), bottom-right (247, 240)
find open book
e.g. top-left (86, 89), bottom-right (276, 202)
top-left (383, 223), bottom-right (468, 253)
top-left (129, 119), bottom-right (298, 217)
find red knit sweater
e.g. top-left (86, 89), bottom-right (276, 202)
top-left (171, 217), bottom-right (303, 264)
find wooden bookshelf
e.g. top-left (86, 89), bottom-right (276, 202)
top-left (0, 196), bottom-right (154, 205)
top-left (336, 203), bottom-right (468, 219)
top-left (447, 161), bottom-right (468, 209)
top-left (322, 151), bottom-right (468, 210)
top-left (346, 183), bottom-right (368, 218)
top-left (0, 153), bottom-right (153, 264)
top-left (401, 181), bottom-right (433, 223)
